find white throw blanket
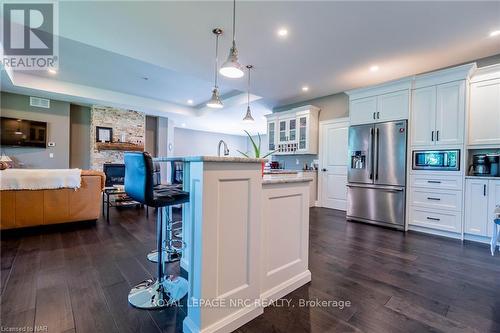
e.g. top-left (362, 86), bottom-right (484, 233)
top-left (0, 169), bottom-right (82, 190)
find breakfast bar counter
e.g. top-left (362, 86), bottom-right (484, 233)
top-left (154, 156), bottom-right (311, 333)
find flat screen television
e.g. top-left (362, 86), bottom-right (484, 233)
top-left (0, 117), bottom-right (47, 148)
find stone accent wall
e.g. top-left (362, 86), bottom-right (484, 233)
top-left (90, 106), bottom-right (145, 170)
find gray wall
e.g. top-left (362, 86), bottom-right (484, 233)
top-left (174, 127), bottom-right (248, 158)
top-left (1, 92), bottom-right (70, 168)
top-left (69, 104), bottom-right (90, 169)
top-left (274, 92), bottom-right (349, 122)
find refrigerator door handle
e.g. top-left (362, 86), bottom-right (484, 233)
top-left (375, 127), bottom-right (380, 180)
top-left (369, 128), bottom-right (374, 180)
top-left (347, 184), bottom-right (404, 191)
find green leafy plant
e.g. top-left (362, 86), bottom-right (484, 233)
top-left (237, 130), bottom-right (276, 159)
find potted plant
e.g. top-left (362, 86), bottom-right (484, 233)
top-left (237, 130), bottom-right (276, 176)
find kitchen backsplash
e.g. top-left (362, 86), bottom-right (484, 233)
top-left (271, 155), bottom-right (318, 170)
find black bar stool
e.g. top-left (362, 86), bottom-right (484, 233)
top-left (124, 152), bottom-right (189, 309)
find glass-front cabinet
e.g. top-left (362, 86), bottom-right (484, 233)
top-left (298, 115), bottom-right (308, 151)
top-left (268, 120), bottom-right (276, 151)
top-left (265, 105), bottom-right (320, 156)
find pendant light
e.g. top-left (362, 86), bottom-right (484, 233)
top-left (242, 65), bottom-right (254, 123)
top-left (219, 0), bottom-right (244, 79)
top-left (207, 28), bottom-right (224, 108)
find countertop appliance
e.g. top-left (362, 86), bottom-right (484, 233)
top-left (487, 154), bottom-right (499, 177)
top-left (347, 120), bottom-right (407, 229)
top-left (412, 149), bottom-right (460, 171)
top-left (470, 154), bottom-right (490, 176)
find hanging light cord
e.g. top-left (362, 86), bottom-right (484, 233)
top-left (247, 67), bottom-right (251, 106)
top-left (232, 0), bottom-right (236, 43)
top-left (214, 34), bottom-right (219, 88)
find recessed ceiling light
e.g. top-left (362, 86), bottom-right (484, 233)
top-left (489, 30), bottom-right (500, 37)
top-left (187, 99), bottom-right (194, 105)
top-left (302, 86), bottom-right (309, 92)
top-left (181, 123), bottom-right (186, 127)
top-left (370, 65), bottom-right (379, 72)
top-left (277, 28), bottom-right (288, 37)
top-left (47, 69), bottom-right (57, 74)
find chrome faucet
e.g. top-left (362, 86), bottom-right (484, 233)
top-left (218, 140), bottom-right (229, 157)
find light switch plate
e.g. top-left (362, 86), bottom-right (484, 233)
top-left (49, 153), bottom-right (54, 158)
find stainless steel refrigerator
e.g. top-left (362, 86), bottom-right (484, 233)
top-left (347, 120), bottom-right (407, 229)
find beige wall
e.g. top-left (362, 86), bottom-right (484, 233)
top-left (1, 92), bottom-right (70, 168)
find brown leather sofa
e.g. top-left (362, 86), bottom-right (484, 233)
top-left (0, 171), bottom-right (105, 230)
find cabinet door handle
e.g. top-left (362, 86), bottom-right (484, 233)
top-left (436, 130), bottom-right (439, 141)
top-left (484, 184), bottom-right (487, 196)
top-left (373, 112), bottom-right (376, 120)
top-left (431, 131), bottom-right (434, 141)
top-left (427, 180), bottom-right (441, 184)
top-left (426, 217), bottom-right (441, 221)
top-left (427, 197), bottom-right (441, 201)
top-left (377, 112), bottom-right (380, 119)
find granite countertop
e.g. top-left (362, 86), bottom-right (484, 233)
top-left (264, 169), bottom-right (318, 174)
top-left (262, 172), bottom-right (315, 185)
top-left (154, 156), bottom-right (267, 163)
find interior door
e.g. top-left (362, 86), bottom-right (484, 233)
top-left (320, 120), bottom-right (349, 210)
top-left (374, 121), bottom-right (407, 186)
top-left (435, 80), bottom-right (465, 146)
top-left (411, 86), bottom-right (436, 146)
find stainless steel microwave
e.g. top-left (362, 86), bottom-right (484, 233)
top-left (412, 150), bottom-right (460, 171)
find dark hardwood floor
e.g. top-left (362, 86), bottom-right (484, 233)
top-left (2, 207), bottom-right (500, 332)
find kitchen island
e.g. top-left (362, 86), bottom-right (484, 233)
top-left (154, 156), bottom-right (312, 333)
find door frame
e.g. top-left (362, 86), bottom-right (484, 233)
top-left (318, 117), bottom-right (350, 208)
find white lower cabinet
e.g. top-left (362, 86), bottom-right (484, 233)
top-left (409, 174), bottom-right (463, 234)
top-left (409, 207), bottom-right (461, 232)
top-left (465, 179), bottom-right (500, 237)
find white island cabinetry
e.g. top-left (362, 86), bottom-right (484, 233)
top-left (157, 157), bottom-right (312, 333)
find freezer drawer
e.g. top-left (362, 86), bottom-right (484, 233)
top-left (347, 184), bottom-right (405, 228)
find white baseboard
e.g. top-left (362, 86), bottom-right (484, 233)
top-left (260, 270), bottom-right (311, 304)
top-left (408, 225), bottom-right (461, 240)
top-left (183, 303), bottom-right (263, 333)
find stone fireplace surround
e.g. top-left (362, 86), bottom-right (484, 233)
top-left (90, 106), bottom-right (145, 171)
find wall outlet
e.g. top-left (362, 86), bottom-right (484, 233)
top-left (49, 153), bottom-right (54, 158)
top-left (48, 142), bottom-right (56, 147)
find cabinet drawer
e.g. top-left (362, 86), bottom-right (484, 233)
top-left (409, 206), bottom-right (461, 232)
top-left (411, 188), bottom-right (462, 211)
top-left (410, 174), bottom-right (463, 191)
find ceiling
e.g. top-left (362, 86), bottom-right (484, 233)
top-left (2, 1), bottom-right (500, 135)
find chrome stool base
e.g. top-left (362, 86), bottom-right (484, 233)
top-left (128, 279), bottom-right (171, 309)
top-left (128, 276), bottom-right (189, 309)
top-left (147, 249), bottom-right (181, 263)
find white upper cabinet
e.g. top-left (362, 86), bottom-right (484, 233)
top-left (411, 80), bottom-right (465, 147)
top-left (411, 86), bottom-right (436, 146)
top-left (377, 90), bottom-right (410, 122)
top-left (349, 96), bottom-right (377, 125)
top-left (347, 78), bottom-right (412, 126)
top-left (469, 75), bottom-right (500, 146)
top-left (265, 106), bottom-right (320, 155)
top-left (435, 80), bottom-right (465, 146)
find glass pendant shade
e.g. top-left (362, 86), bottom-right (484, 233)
top-left (242, 105), bottom-right (254, 122)
top-left (206, 88), bottom-right (223, 108)
top-left (220, 42), bottom-right (244, 78)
